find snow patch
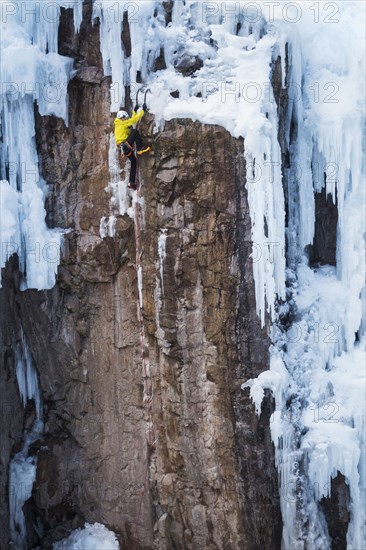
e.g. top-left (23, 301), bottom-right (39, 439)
top-left (99, 215), bottom-right (117, 239)
top-left (53, 522), bottom-right (119, 550)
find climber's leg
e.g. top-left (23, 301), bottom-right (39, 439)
top-left (128, 153), bottom-right (137, 186)
top-left (126, 129), bottom-right (143, 151)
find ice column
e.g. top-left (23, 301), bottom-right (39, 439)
top-left (9, 331), bottom-right (44, 550)
top-left (0, 1), bottom-right (78, 289)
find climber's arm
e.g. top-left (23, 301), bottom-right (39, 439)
top-left (128, 109), bottom-right (145, 126)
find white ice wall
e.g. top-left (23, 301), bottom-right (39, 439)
top-left (0, 1), bottom-right (80, 289)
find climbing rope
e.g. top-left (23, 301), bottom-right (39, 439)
top-left (132, 157), bottom-right (155, 547)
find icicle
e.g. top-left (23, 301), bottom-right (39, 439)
top-left (157, 228), bottom-right (167, 296)
top-left (245, 3), bottom-right (366, 547)
top-left (10, 330), bottom-right (44, 550)
top-left (15, 334), bottom-right (42, 419)
top-left (92, 0), bottom-right (126, 111)
top-left (137, 266), bottom-right (143, 308)
top-left (9, 453), bottom-right (38, 550)
top-left (0, 0), bottom-right (77, 289)
top-left (71, 0), bottom-right (83, 33)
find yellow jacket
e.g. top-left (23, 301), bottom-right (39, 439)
top-left (114, 109), bottom-right (145, 144)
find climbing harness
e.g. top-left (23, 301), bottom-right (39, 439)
top-left (119, 140), bottom-right (133, 159)
top-left (120, 88), bottom-right (151, 173)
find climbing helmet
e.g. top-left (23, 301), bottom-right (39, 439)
top-left (117, 110), bottom-right (129, 119)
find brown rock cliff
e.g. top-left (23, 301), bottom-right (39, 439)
top-left (0, 3), bottom-right (282, 549)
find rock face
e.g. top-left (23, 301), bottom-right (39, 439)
top-left (308, 189), bottom-right (338, 267)
top-left (0, 4), bottom-right (283, 549)
top-left (320, 473), bottom-right (350, 550)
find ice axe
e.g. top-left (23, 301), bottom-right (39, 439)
top-left (135, 87), bottom-right (143, 111)
top-left (143, 88), bottom-right (151, 110)
top-left (135, 87), bottom-right (151, 111)
top-left (135, 88), bottom-right (151, 132)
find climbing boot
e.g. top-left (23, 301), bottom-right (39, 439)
top-left (137, 146), bottom-right (151, 155)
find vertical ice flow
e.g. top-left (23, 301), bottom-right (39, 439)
top-left (10, 330), bottom-right (44, 550)
top-left (158, 228), bottom-right (167, 296)
top-left (0, 1), bottom-right (78, 289)
top-left (245, 3), bottom-right (365, 548)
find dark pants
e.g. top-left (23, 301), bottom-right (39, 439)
top-left (121, 129), bottom-right (143, 184)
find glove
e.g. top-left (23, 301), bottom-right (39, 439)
top-left (134, 104), bottom-right (139, 111)
top-left (142, 103), bottom-right (147, 111)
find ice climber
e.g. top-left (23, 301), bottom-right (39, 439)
top-left (114, 103), bottom-right (150, 189)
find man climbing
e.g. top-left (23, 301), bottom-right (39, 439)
top-left (114, 102), bottom-right (150, 189)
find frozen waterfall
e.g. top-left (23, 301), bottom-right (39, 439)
top-left (1, 1), bottom-right (364, 548)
